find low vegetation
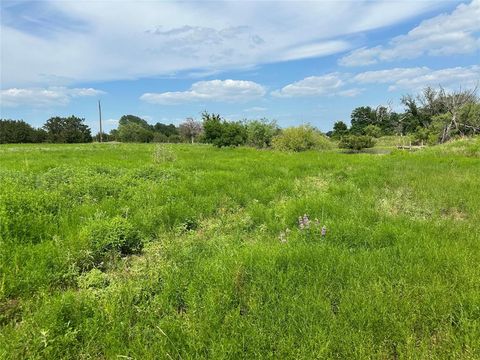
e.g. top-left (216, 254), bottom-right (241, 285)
top-left (0, 139), bottom-right (479, 358)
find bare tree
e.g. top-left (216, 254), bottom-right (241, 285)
top-left (179, 118), bottom-right (203, 144)
top-left (437, 85), bottom-right (478, 142)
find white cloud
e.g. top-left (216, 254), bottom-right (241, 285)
top-left (244, 106), bottom-right (267, 112)
top-left (336, 88), bottom-right (364, 97)
top-left (1, 1), bottom-right (444, 87)
top-left (353, 65), bottom-right (480, 91)
top-left (270, 65), bottom-right (479, 99)
top-left (272, 73), bottom-right (359, 98)
top-left (340, 0), bottom-right (480, 66)
top-left (353, 67), bottom-right (431, 84)
top-left (140, 79), bottom-right (265, 104)
top-left (0, 87), bottom-right (105, 107)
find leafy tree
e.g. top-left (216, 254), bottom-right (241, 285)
top-left (43, 116), bottom-right (92, 143)
top-left (179, 118), bottom-right (203, 144)
top-left (153, 123), bottom-right (178, 137)
top-left (117, 115), bottom-right (154, 142)
top-left (246, 119), bottom-right (280, 148)
top-left (201, 112), bottom-right (248, 147)
top-left (0, 119), bottom-right (46, 143)
top-left (350, 106), bottom-right (377, 134)
top-left (331, 121), bottom-right (349, 139)
top-left (339, 135), bottom-right (375, 151)
top-left (119, 115), bottom-right (150, 128)
top-left (214, 121), bottom-right (247, 147)
top-left (202, 112), bottom-right (224, 144)
top-left (272, 125), bottom-right (332, 152)
top-left (109, 129), bottom-right (119, 141)
top-left (117, 122), bottom-right (154, 142)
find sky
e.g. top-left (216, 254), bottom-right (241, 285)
top-left (0, 0), bottom-right (479, 133)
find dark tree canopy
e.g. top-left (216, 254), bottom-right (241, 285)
top-left (43, 116), bottom-right (92, 143)
top-left (331, 121), bottom-right (348, 138)
top-left (0, 119), bottom-right (46, 144)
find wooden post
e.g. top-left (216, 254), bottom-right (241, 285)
top-left (98, 100), bottom-right (103, 143)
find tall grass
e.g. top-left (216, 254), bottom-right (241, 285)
top-left (0, 141), bottom-right (479, 359)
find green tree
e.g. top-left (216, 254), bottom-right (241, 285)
top-left (117, 123), bottom-right (154, 142)
top-left (350, 107), bottom-right (376, 134)
top-left (117, 115), bottom-right (154, 142)
top-left (246, 119), bottom-right (280, 148)
top-left (331, 121), bottom-right (348, 139)
top-left (202, 112), bottom-right (223, 144)
top-left (119, 115), bottom-right (151, 128)
top-left (43, 116), bottom-right (92, 143)
top-left (0, 119), bottom-right (44, 144)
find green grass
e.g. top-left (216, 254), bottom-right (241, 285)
top-left (1, 140), bottom-right (479, 359)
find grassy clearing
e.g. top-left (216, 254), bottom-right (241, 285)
top-left (1, 140), bottom-right (479, 359)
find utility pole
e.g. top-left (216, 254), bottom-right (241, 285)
top-left (98, 100), bottom-right (103, 142)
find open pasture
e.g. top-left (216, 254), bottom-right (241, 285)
top-left (0, 141), bottom-right (479, 359)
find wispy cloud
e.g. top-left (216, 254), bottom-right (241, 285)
top-left (271, 65), bottom-right (479, 99)
top-left (339, 0), bottom-right (480, 66)
top-left (271, 73), bottom-right (356, 98)
top-left (1, 0), bottom-right (443, 87)
top-left (140, 79), bottom-right (265, 105)
top-left (244, 106), bottom-right (267, 112)
top-left (353, 65), bottom-right (480, 91)
top-left (0, 87), bottom-right (105, 107)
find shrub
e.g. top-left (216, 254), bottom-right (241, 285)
top-left (272, 125), bottom-right (332, 152)
top-left (246, 119), bottom-right (280, 148)
top-left (82, 216), bottom-right (142, 264)
top-left (339, 135), bottom-right (375, 151)
top-left (77, 268), bottom-right (110, 289)
top-left (363, 124), bottom-right (382, 138)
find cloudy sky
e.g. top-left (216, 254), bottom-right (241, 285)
top-left (1, 0), bottom-right (479, 132)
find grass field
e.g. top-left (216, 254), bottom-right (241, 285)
top-left (1, 140), bottom-right (479, 359)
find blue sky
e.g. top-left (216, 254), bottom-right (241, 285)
top-left (1, 0), bottom-right (479, 133)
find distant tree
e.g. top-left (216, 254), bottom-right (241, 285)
top-left (117, 123), bottom-right (154, 142)
top-left (214, 121), bottom-right (247, 147)
top-left (43, 116), bottom-right (92, 143)
top-left (458, 102), bottom-right (480, 136)
top-left (202, 112), bottom-right (224, 144)
top-left (350, 106), bottom-right (376, 134)
top-left (179, 118), bottom-right (203, 144)
top-left (246, 119), bottom-right (280, 148)
top-left (363, 124), bottom-right (382, 138)
top-left (109, 129), bottom-right (119, 141)
top-left (119, 115), bottom-right (150, 128)
top-left (117, 114), bottom-right (154, 142)
top-left (0, 119), bottom-right (45, 143)
top-left (436, 86), bottom-right (478, 142)
top-left (331, 121), bottom-right (348, 139)
top-left (94, 132), bottom-right (111, 142)
top-left (153, 123), bottom-right (178, 137)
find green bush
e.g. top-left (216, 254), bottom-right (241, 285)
top-left (82, 216), bottom-right (143, 264)
top-left (77, 268), bottom-right (110, 289)
top-left (272, 125), bottom-right (332, 152)
top-left (246, 119), bottom-right (280, 148)
top-left (363, 124), bottom-right (382, 138)
top-left (339, 135), bottom-right (375, 151)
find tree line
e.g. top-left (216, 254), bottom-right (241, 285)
top-left (2, 85), bottom-right (478, 148)
top-left (328, 86), bottom-right (480, 145)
